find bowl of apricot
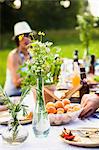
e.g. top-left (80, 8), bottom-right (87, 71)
top-left (46, 99), bottom-right (83, 125)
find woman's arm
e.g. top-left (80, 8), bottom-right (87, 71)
top-left (7, 52), bottom-right (22, 88)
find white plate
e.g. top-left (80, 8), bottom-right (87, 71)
top-left (0, 111), bottom-right (32, 125)
top-left (0, 119), bottom-right (32, 125)
top-left (61, 137), bottom-right (99, 147)
top-left (60, 128), bottom-right (99, 148)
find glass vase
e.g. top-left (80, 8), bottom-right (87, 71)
top-left (32, 76), bottom-right (50, 138)
top-left (2, 119), bottom-right (28, 145)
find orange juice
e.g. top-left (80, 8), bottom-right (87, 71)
top-left (72, 62), bottom-right (80, 87)
top-left (72, 74), bottom-right (80, 87)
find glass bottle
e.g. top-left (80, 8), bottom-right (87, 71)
top-left (83, 49), bottom-right (91, 73)
top-left (32, 76), bottom-right (50, 138)
top-left (79, 80), bottom-right (89, 99)
top-left (79, 64), bottom-right (89, 100)
top-left (89, 55), bottom-right (95, 74)
top-left (80, 64), bottom-right (86, 80)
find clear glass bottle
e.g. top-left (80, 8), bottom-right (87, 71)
top-left (32, 76), bottom-right (50, 138)
top-left (83, 49), bottom-right (91, 73)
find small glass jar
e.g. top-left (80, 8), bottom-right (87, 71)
top-left (2, 120), bottom-right (28, 145)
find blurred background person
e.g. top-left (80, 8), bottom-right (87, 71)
top-left (4, 21), bottom-right (32, 96)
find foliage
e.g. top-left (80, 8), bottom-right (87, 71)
top-left (0, 86), bottom-right (30, 139)
top-left (19, 32), bottom-right (62, 89)
top-left (28, 32), bottom-right (53, 77)
top-left (94, 75), bottom-right (99, 82)
top-left (76, 11), bottom-right (98, 54)
top-left (0, 0), bottom-right (81, 34)
top-left (0, 29), bottom-right (99, 87)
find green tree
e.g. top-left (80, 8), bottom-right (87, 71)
top-left (77, 12), bottom-right (97, 55)
top-left (0, 0), bottom-right (81, 33)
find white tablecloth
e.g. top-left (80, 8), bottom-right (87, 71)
top-left (0, 116), bottom-right (99, 150)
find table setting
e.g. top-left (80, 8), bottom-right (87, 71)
top-left (0, 32), bottom-right (99, 149)
top-left (0, 64), bottom-right (99, 149)
top-left (0, 86), bottom-right (99, 150)
top-left (0, 57), bottom-right (99, 149)
top-left (0, 111), bottom-right (99, 150)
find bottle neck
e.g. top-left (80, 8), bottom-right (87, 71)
top-left (74, 62), bottom-right (80, 74)
top-left (73, 50), bottom-right (78, 62)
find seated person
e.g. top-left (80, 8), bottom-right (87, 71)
top-left (4, 21), bottom-right (32, 96)
top-left (80, 92), bottom-right (99, 118)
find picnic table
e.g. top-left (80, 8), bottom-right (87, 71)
top-left (0, 114), bottom-right (99, 150)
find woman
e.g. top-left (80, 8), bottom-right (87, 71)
top-left (4, 21), bottom-right (32, 96)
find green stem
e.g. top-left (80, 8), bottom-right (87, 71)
top-left (36, 76), bottom-right (44, 106)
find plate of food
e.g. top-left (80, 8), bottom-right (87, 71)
top-left (60, 128), bottom-right (99, 147)
top-left (0, 111), bottom-right (33, 125)
top-left (46, 99), bottom-right (83, 125)
top-left (19, 112), bottom-right (33, 125)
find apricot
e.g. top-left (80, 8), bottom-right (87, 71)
top-left (67, 107), bottom-right (74, 112)
top-left (57, 108), bottom-right (64, 113)
top-left (57, 110), bottom-right (64, 114)
top-left (64, 105), bottom-right (68, 112)
top-left (72, 105), bottom-right (81, 111)
top-left (62, 99), bottom-right (70, 106)
top-left (64, 104), bottom-right (72, 112)
top-left (46, 102), bottom-right (55, 109)
top-left (46, 106), bottom-right (57, 114)
top-left (55, 101), bottom-right (64, 109)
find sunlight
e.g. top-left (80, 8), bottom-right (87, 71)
top-left (60, 0), bottom-right (70, 8)
top-left (88, 0), bottom-right (99, 17)
top-left (13, 0), bottom-right (21, 9)
top-left (0, 0), bottom-right (21, 9)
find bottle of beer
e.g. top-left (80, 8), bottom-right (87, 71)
top-left (89, 55), bottom-right (95, 74)
top-left (79, 80), bottom-right (89, 99)
top-left (80, 64), bottom-right (86, 80)
top-left (79, 64), bottom-right (89, 100)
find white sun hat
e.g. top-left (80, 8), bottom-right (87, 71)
top-left (14, 21), bottom-right (32, 37)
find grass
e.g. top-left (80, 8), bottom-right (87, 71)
top-left (0, 29), bottom-right (99, 87)
top-left (46, 29), bottom-right (99, 58)
top-left (0, 50), bottom-right (10, 87)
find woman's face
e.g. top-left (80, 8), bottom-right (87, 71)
top-left (19, 36), bottom-right (31, 52)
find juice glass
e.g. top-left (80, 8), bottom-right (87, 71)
top-left (72, 73), bottom-right (80, 87)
